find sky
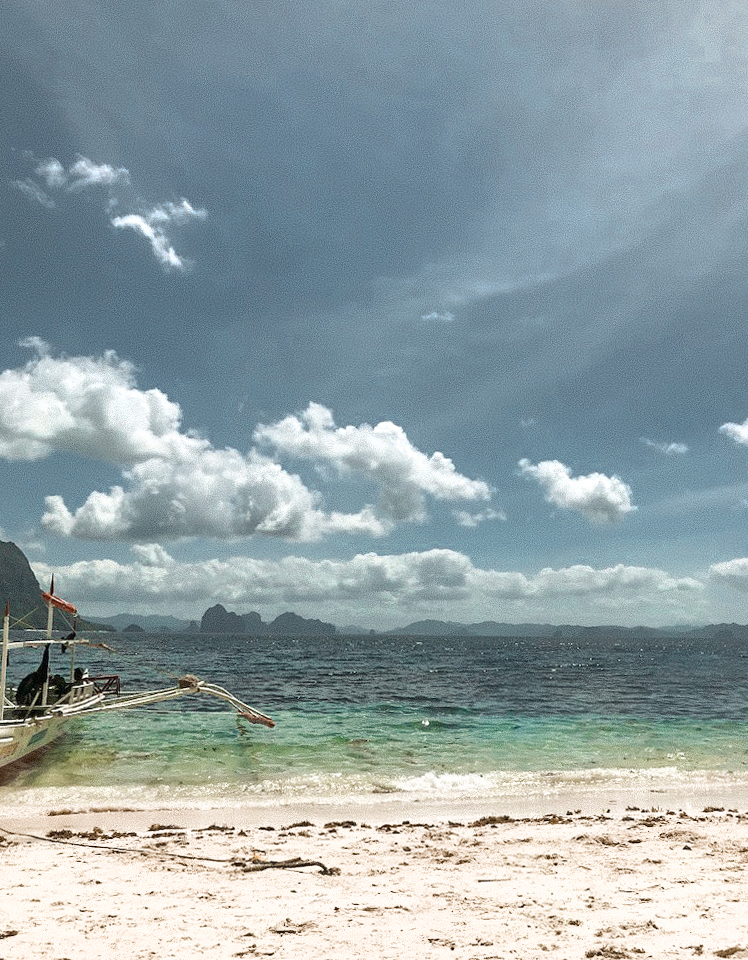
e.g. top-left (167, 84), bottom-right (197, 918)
top-left (3, 0), bottom-right (748, 629)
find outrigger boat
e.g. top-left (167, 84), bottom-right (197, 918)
top-left (0, 581), bottom-right (274, 771)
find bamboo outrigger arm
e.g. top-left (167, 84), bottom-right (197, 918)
top-left (48, 675), bottom-right (276, 728)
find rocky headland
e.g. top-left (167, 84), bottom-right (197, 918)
top-left (200, 603), bottom-right (336, 636)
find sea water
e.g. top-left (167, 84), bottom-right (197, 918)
top-left (3, 632), bottom-right (748, 814)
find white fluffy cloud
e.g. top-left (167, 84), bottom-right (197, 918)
top-left (529, 563), bottom-right (699, 596)
top-left (41, 448), bottom-right (383, 542)
top-left (32, 549), bottom-right (703, 623)
top-left (709, 557), bottom-right (748, 591)
top-left (0, 339), bottom-right (182, 463)
top-left (518, 458), bottom-right (636, 523)
top-left (255, 402), bottom-right (492, 525)
top-left (719, 418), bottom-right (748, 445)
top-left (1, 342), bottom-right (493, 543)
top-left (12, 155), bottom-right (205, 271)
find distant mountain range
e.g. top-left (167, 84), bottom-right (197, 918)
top-left (92, 613), bottom-right (199, 633)
top-left (90, 612), bottom-right (748, 641)
top-left (384, 619), bottom-right (674, 638)
top-left (381, 619), bottom-right (748, 640)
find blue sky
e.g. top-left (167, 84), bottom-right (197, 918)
top-left (3, 0), bottom-right (748, 627)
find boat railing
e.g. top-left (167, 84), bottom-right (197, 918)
top-left (90, 675), bottom-right (120, 696)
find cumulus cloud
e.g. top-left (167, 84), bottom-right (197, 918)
top-left (40, 449), bottom-right (383, 542)
top-left (0, 341), bottom-right (182, 463)
top-left (529, 563), bottom-right (699, 596)
top-left (641, 438), bottom-right (689, 456)
top-left (255, 402), bottom-right (492, 525)
top-left (130, 543), bottom-right (175, 567)
top-left (709, 557), bottom-right (748, 591)
top-left (518, 458), bottom-right (636, 523)
top-left (12, 154), bottom-right (205, 271)
top-left (32, 549), bottom-right (703, 622)
top-left (0, 342), bottom-right (491, 543)
top-left (719, 418), bottom-right (748, 445)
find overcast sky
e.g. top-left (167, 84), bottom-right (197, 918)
top-left (3, 0), bottom-right (748, 627)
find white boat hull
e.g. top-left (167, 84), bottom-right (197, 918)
top-left (0, 684), bottom-right (106, 771)
top-left (0, 714), bottom-right (68, 769)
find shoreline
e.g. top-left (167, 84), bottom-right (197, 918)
top-left (2, 797), bottom-right (748, 959)
top-left (6, 775), bottom-right (748, 833)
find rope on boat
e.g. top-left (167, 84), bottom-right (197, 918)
top-left (7, 603), bottom-right (77, 633)
top-left (0, 826), bottom-right (338, 874)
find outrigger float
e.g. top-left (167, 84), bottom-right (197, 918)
top-left (0, 581), bottom-right (274, 771)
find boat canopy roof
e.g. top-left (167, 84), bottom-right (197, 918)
top-left (5, 638), bottom-right (109, 651)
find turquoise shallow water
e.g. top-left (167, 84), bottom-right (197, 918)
top-left (3, 632), bottom-right (748, 811)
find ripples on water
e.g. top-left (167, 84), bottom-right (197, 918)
top-left (3, 632), bottom-right (748, 808)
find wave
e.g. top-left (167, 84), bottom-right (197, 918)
top-left (6, 764), bottom-right (748, 818)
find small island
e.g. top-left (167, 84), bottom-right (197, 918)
top-left (200, 604), bottom-right (336, 636)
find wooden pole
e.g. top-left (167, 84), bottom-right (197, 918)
top-left (1, 602), bottom-right (9, 721)
top-left (43, 579), bottom-right (54, 706)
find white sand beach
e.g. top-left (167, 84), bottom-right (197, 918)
top-left (3, 797), bottom-right (748, 959)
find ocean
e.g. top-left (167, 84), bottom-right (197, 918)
top-left (3, 632), bottom-right (748, 815)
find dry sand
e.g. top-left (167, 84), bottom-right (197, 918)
top-left (2, 801), bottom-right (748, 959)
